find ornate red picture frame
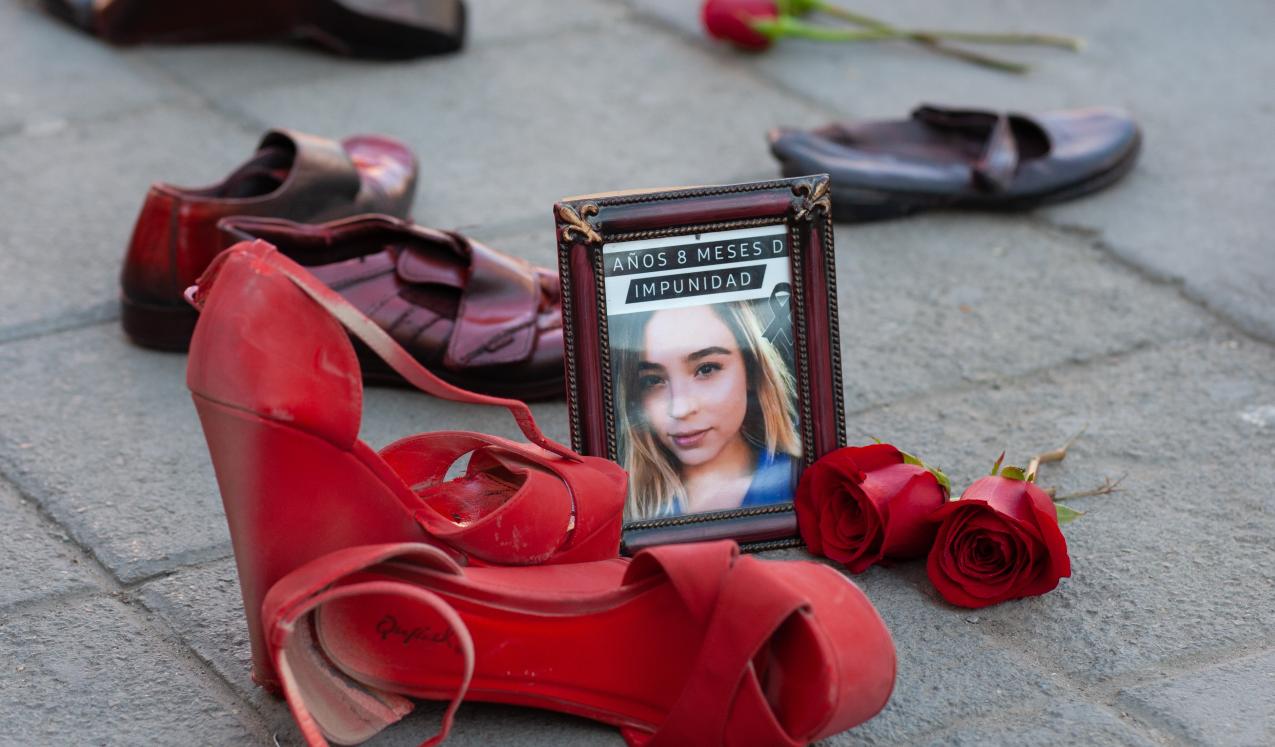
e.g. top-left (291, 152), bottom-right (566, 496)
top-left (555, 175), bottom-right (845, 554)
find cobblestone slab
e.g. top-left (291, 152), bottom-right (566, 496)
top-left (1119, 650), bottom-right (1275, 746)
top-left (0, 325), bottom-right (230, 583)
top-left (0, 594), bottom-right (257, 744)
top-left (851, 334), bottom-right (1275, 685)
top-left (0, 104), bottom-right (257, 332)
top-left (831, 216), bottom-right (1213, 412)
top-left (226, 19), bottom-right (834, 229)
top-left (1046, 168), bottom-right (1275, 343)
top-left (0, 4), bottom-right (177, 134)
top-left (0, 478), bottom-right (99, 608)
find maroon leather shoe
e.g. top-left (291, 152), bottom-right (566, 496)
top-left (41, 0), bottom-right (465, 60)
top-left (120, 129), bottom-right (416, 350)
top-left (218, 215), bottom-right (566, 401)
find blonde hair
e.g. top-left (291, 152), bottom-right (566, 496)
top-left (613, 302), bottom-right (801, 521)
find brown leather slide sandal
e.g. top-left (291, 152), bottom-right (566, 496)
top-left (769, 104), bottom-right (1141, 223)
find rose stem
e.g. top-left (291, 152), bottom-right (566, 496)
top-left (763, 18), bottom-right (1022, 71)
top-left (911, 30), bottom-right (1083, 51)
top-left (794, 5), bottom-right (1030, 73)
top-left (813, 3), bottom-right (1082, 50)
top-left (1025, 426), bottom-right (1088, 482)
top-left (1052, 475), bottom-right (1125, 501)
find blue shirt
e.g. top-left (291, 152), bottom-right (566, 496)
top-left (740, 450), bottom-right (798, 508)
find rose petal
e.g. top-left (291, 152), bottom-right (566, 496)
top-left (842, 443), bottom-right (904, 473)
top-left (873, 466), bottom-right (944, 559)
top-left (928, 509), bottom-right (999, 609)
top-left (823, 489), bottom-right (885, 572)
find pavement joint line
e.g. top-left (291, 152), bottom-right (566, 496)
top-left (853, 566), bottom-right (1184, 747)
top-left (842, 327), bottom-right (1219, 425)
top-left (1107, 645), bottom-right (1275, 746)
top-left (1028, 214), bottom-right (1275, 347)
top-left (0, 585), bottom-right (124, 619)
top-left (123, 547), bottom-right (238, 591)
top-left (124, 54), bottom-right (276, 135)
top-left (879, 700), bottom-right (1179, 747)
top-left (0, 94), bottom-right (195, 148)
top-left (0, 444), bottom-right (236, 585)
top-left (1116, 698), bottom-right (1200, 747)
top-left (0, 301), bottom-right (119, 348)
top-left (1070, 633), bottom-right (1275, 702)
top-left (0, 469), bottom-right (274, 740)
top-left (966, 592), bottom-right (1275, 743)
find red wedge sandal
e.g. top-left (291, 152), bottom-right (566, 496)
top-left (186, 241), bottom-right (626, 690)
top-left (264, 540), bottom-right (896, 746)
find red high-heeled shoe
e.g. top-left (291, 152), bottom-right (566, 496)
top-left (264, 540), bottom-right (896, 746)
top-left (185, 240), bottom-right (626, 690)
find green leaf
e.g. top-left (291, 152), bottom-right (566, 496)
top-left (901, 450), bottom-right (953, 498)
top-left (1000, 466), bottom-right (1028, 482)
top-left (1055, 504), bottom-right (1084, 525)
top-left (990, 451), bottom-right (1006, 476)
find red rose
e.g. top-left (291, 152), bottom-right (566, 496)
top-left (927, 469), bottom-right (1072, 609)
top-left (796, 443), bottom-right (949, 573)
top-left (701, 0), bottom-right (779, 51)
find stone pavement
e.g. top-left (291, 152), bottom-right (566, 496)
top-left (1, 0), bottom-right (1273, 744)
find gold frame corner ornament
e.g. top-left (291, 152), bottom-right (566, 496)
top-left (791, 179), bottom-right (831, 222)
top-left (557, 203), bottom-right (602, 245)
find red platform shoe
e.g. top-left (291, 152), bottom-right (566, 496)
top-left (265, 541), bottom-right (896, 746)
top-left (186, 241), bottom-right (625, 690)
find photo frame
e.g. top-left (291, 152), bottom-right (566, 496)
top-left (555, 175), bottom-right (846, 554)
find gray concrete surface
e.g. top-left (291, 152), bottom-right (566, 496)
top-left (1, 0), bottom-right (1272, 744)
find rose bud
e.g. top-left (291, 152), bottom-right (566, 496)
top-left (927, 462), bottom-right (1072, 609)
top-left (701, 0), bottom-right (780, 51)
top-left (796, 443), bottom-right (950, 573)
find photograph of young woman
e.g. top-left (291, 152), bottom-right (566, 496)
top-left (611, 300), bottom-right (802, 522)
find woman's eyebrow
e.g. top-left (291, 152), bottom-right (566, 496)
top-left (637, 361), bottom-right (665, 370)
top-left (687, 346), bottom-right (731, 361)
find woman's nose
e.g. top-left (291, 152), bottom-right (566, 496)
top-left (666, 382), bottom-right (697, 418)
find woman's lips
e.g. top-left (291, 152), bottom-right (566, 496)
top-left (670, 428), bottom-right (709, 449)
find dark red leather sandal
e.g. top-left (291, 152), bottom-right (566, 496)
top-left (264, 540), bottom-right (896, 746)
top-left (218, 215), bottom-right (566, 401)
top-left (121, 128), bottom-right (417, 351)
top-left (41, 0), bottom-right (465, 60)
top-left (186, 240), bottom-right (625, 690)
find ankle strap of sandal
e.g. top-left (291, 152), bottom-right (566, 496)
top-left (265, 543), bottom-right (475, 747)
top-left (189, 241), bottom-right (577, 460)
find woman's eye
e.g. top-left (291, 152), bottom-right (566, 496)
top-left (695, 362), bottom-right (722, 378)
top-left (638, 374), bottom-right (665, 390)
